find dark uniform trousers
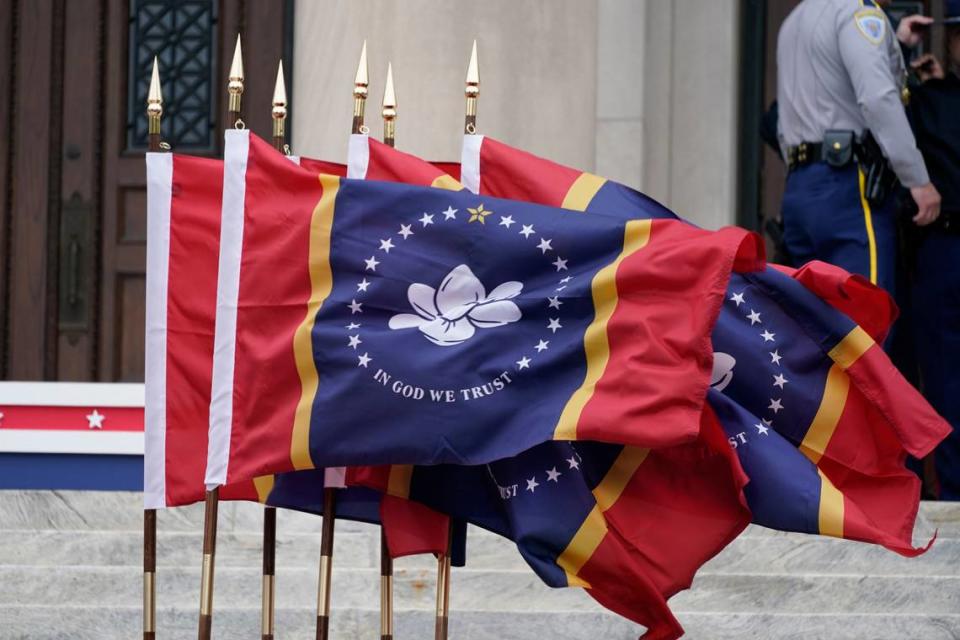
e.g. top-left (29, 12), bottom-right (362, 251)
top-left (913, 229), bottom-right (960, 499)
top-left (781, 161), bottom-right (897, 296)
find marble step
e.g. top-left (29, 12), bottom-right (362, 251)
top-left (3, 491), bottom-right (958, 540)
top-left (1, 564), bottom-right (958, 615)
top-left (3, 606), bottom-right (960, 640)
top-left (1, 527), bottom-right (958, 578)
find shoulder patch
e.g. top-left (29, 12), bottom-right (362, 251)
top-left (854, 8), bottom-right (886, 45)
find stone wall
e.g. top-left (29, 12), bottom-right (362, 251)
top-left (292, 0), bottom-right (740, 230)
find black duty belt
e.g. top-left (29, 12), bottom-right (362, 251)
top-left (786, 130), bottom-right (860, 171)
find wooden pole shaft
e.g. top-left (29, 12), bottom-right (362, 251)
top-left (380, 531), bottom-right (393, 640)
top-left (143, 509), bottom-right (156, 639)
top-left (261, 506), bottom-right (277, 640)
top-left (197, 488), bottom-right (219, 640)
top-left (434, 525), bottom-right (453, 640)
top-left (316, 487), bottom-right (336, 640)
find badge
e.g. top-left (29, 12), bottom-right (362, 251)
top-left (854, 8), bottom-right (886, 45)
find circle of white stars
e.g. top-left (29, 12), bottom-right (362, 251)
top-left (727, 288), bottom-right (792, 437)
top-left (343, 200), bottom-right (577, 378)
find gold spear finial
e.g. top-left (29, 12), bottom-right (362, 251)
top-left (228, 34), bottom-right (244, 116)
top-left (352, 40), bottom-right (369, 134)
top-left (272, 59), bottom-right (287, 142)
top-left (147, 56), bottom-right (163, 136)
top-left (464, 39), bottom-right (479, 134)
top-left (381, 62), bottom-right (397, 147)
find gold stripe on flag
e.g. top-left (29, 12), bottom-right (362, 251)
top-left (290, 175), bottom-right (340, 470)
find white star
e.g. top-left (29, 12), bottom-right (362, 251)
top-left (526, 477), bottom-right (539, 492)
top-left (86, 409), bottom-right (105, 430)
top-left (398, 224), bottom-right (414, 239)
top-left (730, 292), bottom-right (745, 307)
top-left (559, 276), bottom-right (572, 284)
top-left (419, 213), bottom-right (434, 226)
top-left (516, 356), bottom-right (531, 370)
top-left (349, 299), bottom-right (363, 314)
top-left (536, 238), bottom-right (553, 254)
top-left (747, 309), bottom-right (761, 325)
top-left (348, 335), bottom-right (362, 349)
top-left (535, 340), bottom-right (550, 353)
top-left (768, 398), bottom-right (784, 413)
top-left (762, 418), bottom-right (773, 426)
top-left (357, 352), bottom-right (372, 368)
top-left (519, 224), bottom-right (535, 238)
top-left (547, 318), bottom-right (562, 333)
top-left (755, 423), bottom-right (770, 436)
top-left (442, 206), bottom-right (458, 220)
top-left (555, 285), bottom-right (567, 292)
top-left (566, 456), bottom-right (580, 470)
top-left (346, 322), bottom-right (361, 330)
top-left (357, 278), bottom-right (370, 292)
top-left (364, 255), bottom-right (380, 271)
top-left (546, 467), bottom-right (562, 482)
top-left (773, 373), bottom-right (788, 389)
top-left (499, 215), bottom-right (515, 228)
top-left (552, 257), bottom-right (568, 272)
top-left (769, 350), bottom-right (782, 365)
top-left (761, 330), bottom-right (776, 343)
top-left (547, 296), bottom-right (562, 310)
top-left (379, 238), bottom-right (395, 253)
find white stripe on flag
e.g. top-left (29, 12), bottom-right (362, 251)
top-left (206, 129), bottom-right (250, 489)
top-left (460, 134), bottom-right (484, 195)
top-left (144, 152), bottom-right (173, 509)
top-left (347, 134), bottom-right (370, 179)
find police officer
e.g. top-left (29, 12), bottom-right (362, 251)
top-left (905, 1), bottom-right (960, 499)
top-left (777, 0), bottom-right (941, 296)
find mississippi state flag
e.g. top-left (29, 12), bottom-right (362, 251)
top-left (340, 135), bottom-right (752, 615)
top-left (203, 130), bottom-right (762, 489)
top-left (461, 133), bottom-right (950, 554)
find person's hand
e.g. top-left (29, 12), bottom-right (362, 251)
top-left (897, 15), bottom-right (933, 47)
top-left (911, 182), bottom-right (941, 226)
top-left (911, 53), bottom-right (945, 82)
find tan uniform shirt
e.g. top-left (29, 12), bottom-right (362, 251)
top-left (777, 0), bottom-right (929, 187)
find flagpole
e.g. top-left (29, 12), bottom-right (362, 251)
top-left (317, 40), bottom-right (368, 640)
top-left (228, 35), bottom-right (244, 128)
top-left (197, 35), bottom-right (244, 640)
top-left (144, 58), bottom-right (163, 640)
top-left (378, 62), bottom-right (397, 640)
top-left (257, 60), bottom-right (287, 640)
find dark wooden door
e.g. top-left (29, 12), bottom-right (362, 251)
top-left (0, 0), bottom-right (290, 382)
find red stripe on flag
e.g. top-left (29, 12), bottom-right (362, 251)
top-left (478, 137), bottom-right (579, 207)
top-left (0, 406), bottom-right (143, 431)
top-left (227, 136), bottom-right (325, 484)
top-left (366, 138), bottom-right (450, 186)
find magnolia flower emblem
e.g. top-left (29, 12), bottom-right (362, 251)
top-left (389, 264), bottom-right (523, 346)
top-left (711, 352), bottom-right (736, 392)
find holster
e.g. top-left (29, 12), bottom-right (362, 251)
top-left (856, 132), bottom-right (899, 208)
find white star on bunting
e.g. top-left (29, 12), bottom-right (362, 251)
top-left (566, 456), bottom-right (580, 470)
top-left (546, 467), bottom-right (562, 482)
top-left (761, 330), bottom-right (776, 343)
top-left (536, 238), bottom-right (553, 254)
top-left (755, 423), bottom-right (770, 436)
top-left (86, 409), bottom-right (105, 430)
top-left (379, 238), bottom-right (395, 253)
top-left (552, 257), bottom-right (568, 272)
top-left (357, 353), bottom-right (372, 368)
top-left (364, 256), bottom-right (380, 271)
top-left (349, 299), bottom-right (363, 314)
top-left (348, 335), bottom-right (362, 349)
top-left (442, 206), bottom-right (457, 220)
top-left (419, 213), bottom-right (434, 226)
top-left (357, 279), bottom-right (370, 292)
top-left (346, 322), bottom-right (361, 330)
top-left (519, 225), bottom-right (535, 238)
top-left (516, 356), bottom-right (531, 370)
top-left (535, 340), bottom-right (549, 353)
top-left (769, 350), bottom-right (782, 365)
top-left (499, 215), bottom-right (515, 228)
top-left (730, 292), bottom-right (745, 306)
top-left (747, 310), bottom-right (761, 325)
top-left (547, 296), bottom-right (562, 310)
top-left (768, 398), bottom-right (784, 413)
top-left (773, 373), bottom-right (788, 389)
top-left (547, 318), bottom-right (562, 333)
top-left (526, 477), bottom-right (539, 492)
top-left (398, 224), bottom-right (414, 239)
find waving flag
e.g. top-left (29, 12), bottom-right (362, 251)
top-left (461, 133), bottom-right (950, 553)
top-left (144, 148), bottom-right (455, 557)
top-left (204, 130), bottom-right (762, 491)
top-left (341, 134), bottom-right (752, 598)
